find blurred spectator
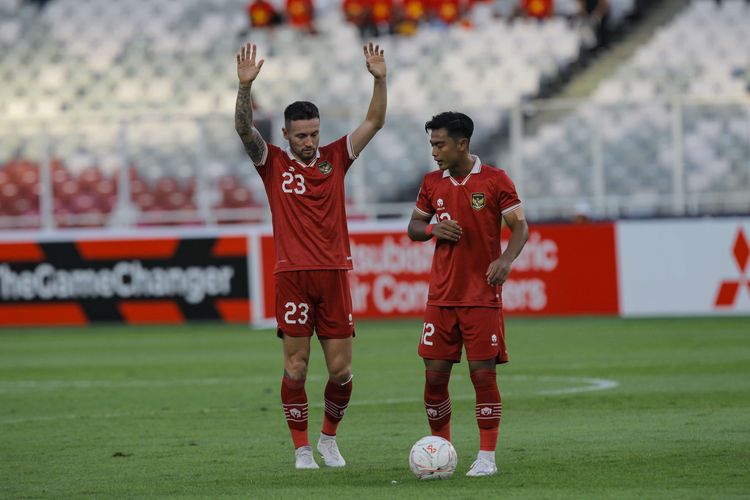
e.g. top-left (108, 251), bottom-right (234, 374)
top-left (342, 0), bottom-right (373, 38)
top-left (286, 0), bottom-right (316, 33)
top-left (573, 200), bottom-right (592, 223)
top-left (430, 0), bottom-right (464, 26)
top-left (370, 0), bottom-right (395, 35)
top-left (394, 0), bottom-right (427, 35)
top-left (577, 0), bottom-right (609, 49)
top-left (246, 0), bottom-right (282, 29)
top-left (519, 0), bottom-right (553, 19)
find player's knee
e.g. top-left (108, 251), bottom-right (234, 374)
top-left (284, 359), bottom-right (309, 380)
top-left (328, 368), bottom-right (352, 385)
top-left (469, 368), bottom-right (497, 388)
top-left (426, 369), bottom-right (451, 387)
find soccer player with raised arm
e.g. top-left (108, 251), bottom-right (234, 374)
top-left (234, 42), bottom-right (387, 469)
top-left (407, 111), bottom-right (528, 477)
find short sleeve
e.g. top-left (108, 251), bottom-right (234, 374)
top-left (255, 142), bottom-right (281, 179)
top-left (496, 170), bottom-right (522, 215)
top-left (414, 178), bottom-right (434, 217)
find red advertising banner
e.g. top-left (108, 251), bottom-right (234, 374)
top-left (349, 232), bottom-right (434, 318)
top-left (501, 222), bottom-right (619, 315)
top-left (258, 222), bottom-right (619, 321)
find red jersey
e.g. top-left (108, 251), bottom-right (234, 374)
top-left (248, 0), bottom-right (277, 26)
top-left (286, 0), bottom-right (314, 27)
top-left (431, 0), bottom-right (461, 24)
top-left (522, 0), bottom-right (553, 18)
top-left (401, 0), bottom-right (426, 21)
top-left (256, 135), bottom-right (357, 273)
top-left (343, 0), bottom-right (368, 24)
top-left (415, 156), bottom-right (521, 307)
top-left (370, 0), bottom-right (393, 23)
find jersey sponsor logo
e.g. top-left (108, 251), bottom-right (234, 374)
top-left (318, 160), bottom-right (333, 175)
top-left (471, 192), bottom-right (486, 211)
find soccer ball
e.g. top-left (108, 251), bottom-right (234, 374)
top-left (408, 436), bottom-right (457, 480)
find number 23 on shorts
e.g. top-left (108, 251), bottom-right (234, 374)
top-left (284, 302), bottom-right (309, 324)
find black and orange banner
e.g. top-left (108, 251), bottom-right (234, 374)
top-left (0, 236), bottom-right (250, 327)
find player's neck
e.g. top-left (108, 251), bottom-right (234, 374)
top-left (448, 155), bottom-right (474, 178)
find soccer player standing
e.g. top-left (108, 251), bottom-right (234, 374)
top-left (407, 111), bottom-right (528, 477)
top-left (234, 42), bottom-right (387, 469)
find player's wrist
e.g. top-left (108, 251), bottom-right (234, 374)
top-left (425, 224), bottom-right (435, 238)
top-left (238, 80), bottom-right (254, 88)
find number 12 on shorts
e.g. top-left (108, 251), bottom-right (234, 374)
top-left (420, 322), bottom-right (435, 346)
top-left (284, 302), bottom-right (309, 324)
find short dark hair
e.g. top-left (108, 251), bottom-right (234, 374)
top-left (284, 101), bottom-right (320, 128)
top-left (425, 111), bottom-right (474, 142)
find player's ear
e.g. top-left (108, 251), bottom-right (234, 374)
top-left (458, 138), bottom-right (469, 151)
top-left (282, 127), bottom-right (289, 140)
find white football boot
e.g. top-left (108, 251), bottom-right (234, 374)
top-left (316, 434), bottom-right (346, 467)
top-left (294, 446), bottom-right (320, 470)
top-left (466, 457), bottom-right (498, 477)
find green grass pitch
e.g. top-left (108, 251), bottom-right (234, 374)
top-left (1, 317), bottom-right (749, 499)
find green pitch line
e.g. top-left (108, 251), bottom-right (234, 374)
top-left (1, 317), bottom-right (749, 499)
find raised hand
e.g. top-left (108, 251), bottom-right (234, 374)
top-left (237, 43), bottom-right (264, 86)
top-left (363, 43), bottom-right (386, 80)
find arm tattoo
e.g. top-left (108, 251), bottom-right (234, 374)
top-left (234, 84), bottom-right (266, 164)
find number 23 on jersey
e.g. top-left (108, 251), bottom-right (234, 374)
top-left (281, 172), bottom-right (306, 194)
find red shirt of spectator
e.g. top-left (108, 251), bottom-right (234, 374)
top-left (286, 0), bottom-right (314, 28)
top-left (401, 0), bottom-right (426, 22)
top-left (343, 0), bottom-right (368, 25)
top-left (522, 0), bottom-right (553, 18)
top-left (247, 0), bottom-right (277, 27)
top-left (431, 0), bottom-right (461, 24)
top-left (370, 0), bottom-right (393, 24)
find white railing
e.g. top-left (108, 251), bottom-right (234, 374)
top-left (0, 96), bottom-right (749, 231)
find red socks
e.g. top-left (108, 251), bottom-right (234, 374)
top-left (282, 375), bottom-right (353, 448)
top-left (470, 369), bottom-right (502, 452)
top-left (424, 370), bottom-right (452, 441)
top-left (322, 376), bottom-right (353, 436)
top-left (281, 375), bottom-right (309, 448)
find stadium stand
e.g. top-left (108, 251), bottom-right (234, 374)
top-left (3, 0), bottom-right (712, 229)
top-left (505, 0), bottom-right (750, 219)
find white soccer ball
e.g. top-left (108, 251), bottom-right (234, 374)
top-left (408, 435), bottom-right (457, 480)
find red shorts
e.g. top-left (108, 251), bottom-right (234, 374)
top-left (275, 270), bottom-right (354, 339)
top-left (418, 305), bottom-right (508, 364)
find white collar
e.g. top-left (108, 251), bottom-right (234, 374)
top-left (443, 155), bottom-right (482, 185)
top-left (285, 147), bottom-right (320, 168)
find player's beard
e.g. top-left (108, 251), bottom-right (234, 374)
top-left (295, 146), bottom-right (316, 162)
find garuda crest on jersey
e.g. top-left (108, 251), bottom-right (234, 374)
top-left (471, 192), bottom-right (486, 211)
top-left (318, 161), bottom-right (333, 175)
